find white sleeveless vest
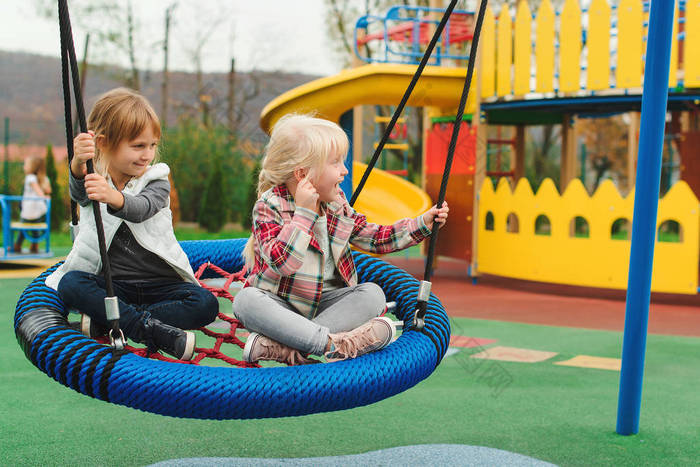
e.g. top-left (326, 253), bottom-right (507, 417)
top-left (45, 163), bottom-right (197, 290)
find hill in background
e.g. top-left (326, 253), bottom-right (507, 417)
top-left (0, 50), bottom-right (318, 152)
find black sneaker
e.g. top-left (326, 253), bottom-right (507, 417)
top-left (79, 314), bottom-right (109, 338)
top-left (145, 318), bottom-right (195, 361)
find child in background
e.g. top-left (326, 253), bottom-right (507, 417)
top-left (234, 114), bottom-right (448, 365)
top-left (45, 88), bottom-right (218, 360)
top-left (14, 155), bottom-right (52, 254)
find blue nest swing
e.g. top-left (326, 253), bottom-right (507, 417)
top-left (14, 238), bottom-right (450, 419)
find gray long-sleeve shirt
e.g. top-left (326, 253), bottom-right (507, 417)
top-left (69, 171), bottom-right (182, 282)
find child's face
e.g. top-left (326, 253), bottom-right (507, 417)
top-left (108, 127), bottom-right (158, 180)
top-left (315, 151), bottom-right (348, 204)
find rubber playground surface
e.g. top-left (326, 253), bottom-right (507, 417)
top-left (2, 256), bottom-right (699, 466)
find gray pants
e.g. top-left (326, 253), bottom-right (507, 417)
top-left (233, 283), bottom-right (386, 355)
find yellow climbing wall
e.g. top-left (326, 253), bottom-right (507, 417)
top-left (477, 178), bottom-right (699, 294)
top-left (481, 5), bottom-right (496, 98)
top-left (513, 0), bottom-right (531, 97)
top-left (496, 6), bottom-right (512, 97)
top-left (484, 0), bottom-right (697, 96)
top-left (686, 0), bottom-right (700, 87)
top-left (586, 0), bottom-right (610, 91)
top-left (535, 0), bottom-right (555, 94)
top-left (616, 0), bottom-right (642, 89)
top-left (558, 0), bottom-right (581, 93)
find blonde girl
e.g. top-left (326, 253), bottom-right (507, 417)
top-left (45, 88), bottom-right (218, 360)
top-left (235, 114), bottom-right (449, 365)
top-left (15, 155), bottom-right (52, 253)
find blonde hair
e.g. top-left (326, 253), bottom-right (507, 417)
top-left (87, 87), bottom-right (161, 175)
top-left (243, 114), bottom-right (349, 268)
top-left (24, 155), bottom-right (51, 194)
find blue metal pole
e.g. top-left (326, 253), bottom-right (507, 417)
top-left (616, 0), bottom-right (675, 436)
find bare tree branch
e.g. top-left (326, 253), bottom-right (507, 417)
top-left (327, 0), bottom-right (354, 56)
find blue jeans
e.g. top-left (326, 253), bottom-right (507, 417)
top-left (57, 271), bottom-right (219, 339)
top-left (233, 283), bottom-right (386, 355)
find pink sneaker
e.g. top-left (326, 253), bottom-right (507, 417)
top-left (325, 317), bottom-right (396, 362)
top-left (243, 333), bottom-right (317, 366)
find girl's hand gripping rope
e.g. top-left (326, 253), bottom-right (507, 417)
top-left (414, 202), bottom-right (448, 330)
top-left (422, 201), bottom-right (449, 231)
top-left (72, 131), bottom-right (96, 178)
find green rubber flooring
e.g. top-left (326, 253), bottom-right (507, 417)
top-left (2, 276), bottom-right (699, 466)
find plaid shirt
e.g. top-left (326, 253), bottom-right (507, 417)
top-left (245, 184), bottom-right (432, 319)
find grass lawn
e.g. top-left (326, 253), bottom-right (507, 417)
top-left (2, 272), bottom-right (698, 465)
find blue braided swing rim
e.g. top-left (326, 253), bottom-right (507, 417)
top-left (14, 238), bottom-right (451, 420)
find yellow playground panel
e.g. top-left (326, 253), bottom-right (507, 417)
top-left (480, 0), bottom-right (700, 97)
top-left (478, 178), bottom-right (699, 295)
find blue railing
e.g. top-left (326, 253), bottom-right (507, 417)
top-left (354, 5), bottom-right (474, 65)
top-left (0, 195), bottom-right (52, 259)
top-left (356, 2), bottom-right (688, 92)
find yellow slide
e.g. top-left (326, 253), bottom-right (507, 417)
top-left (260, 63), bottom-right (468, 223)
top-left (352, 161), bottom-right (432, 224)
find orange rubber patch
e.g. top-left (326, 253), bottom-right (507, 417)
top-left (554, 355), bottom-right (621, 371)
top-left (470, 346), bottom-right (558, 363)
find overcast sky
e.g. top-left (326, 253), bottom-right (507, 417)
top-left (0, 0), bottom-right (341, 75)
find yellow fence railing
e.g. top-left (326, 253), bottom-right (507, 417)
top-left (477, 178), bottom-right (699, 294)
top-left (479, 0), bottom-right (700, 99)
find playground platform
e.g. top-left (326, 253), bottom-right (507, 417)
top-left (385, 256), bottom-right (700, 337)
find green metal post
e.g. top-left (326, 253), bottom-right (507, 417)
top-left (3, 117), bottom-right (9, 194)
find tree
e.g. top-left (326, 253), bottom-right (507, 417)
top-left (175, 2), bottom-right (231, 128)
top-left (34, 0), bottom-right (148, 90)
top-left (242, 157), bottom-right (261, 230)
top-left (578, 116), bottom-right (629, 193)
top-left (526, 124), bottom-right (561, 191)
top-left (198, 155), bottom-right (227, 232)
top-left (161, 117), bottom-right (250, 225)
top-left (44, 144), bottom-right (67, 231)
top-left (161, 2), bottom-right (177, 129)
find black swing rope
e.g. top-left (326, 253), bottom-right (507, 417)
top-left (58, 0), bottom-right (125, 349)
top-left (349, 0), bottom-right (489, 330)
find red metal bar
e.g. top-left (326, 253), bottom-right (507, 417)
top-left (487, 138), bottom-right (516, 146)
top-left (357, 13), bottom-right (474, 47)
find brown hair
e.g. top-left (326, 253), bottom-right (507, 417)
top-left (24, 155), bottom-right (51, 193)
top-left (88, 87), bottom-right (161, 175)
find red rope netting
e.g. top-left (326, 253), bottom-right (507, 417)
top-left (97, 262), bottom-right (259, 368)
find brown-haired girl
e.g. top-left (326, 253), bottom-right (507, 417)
top-left (14, 155), bottom-right (52, 253)
top-left (45, 88), bottom-right (218, 360)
